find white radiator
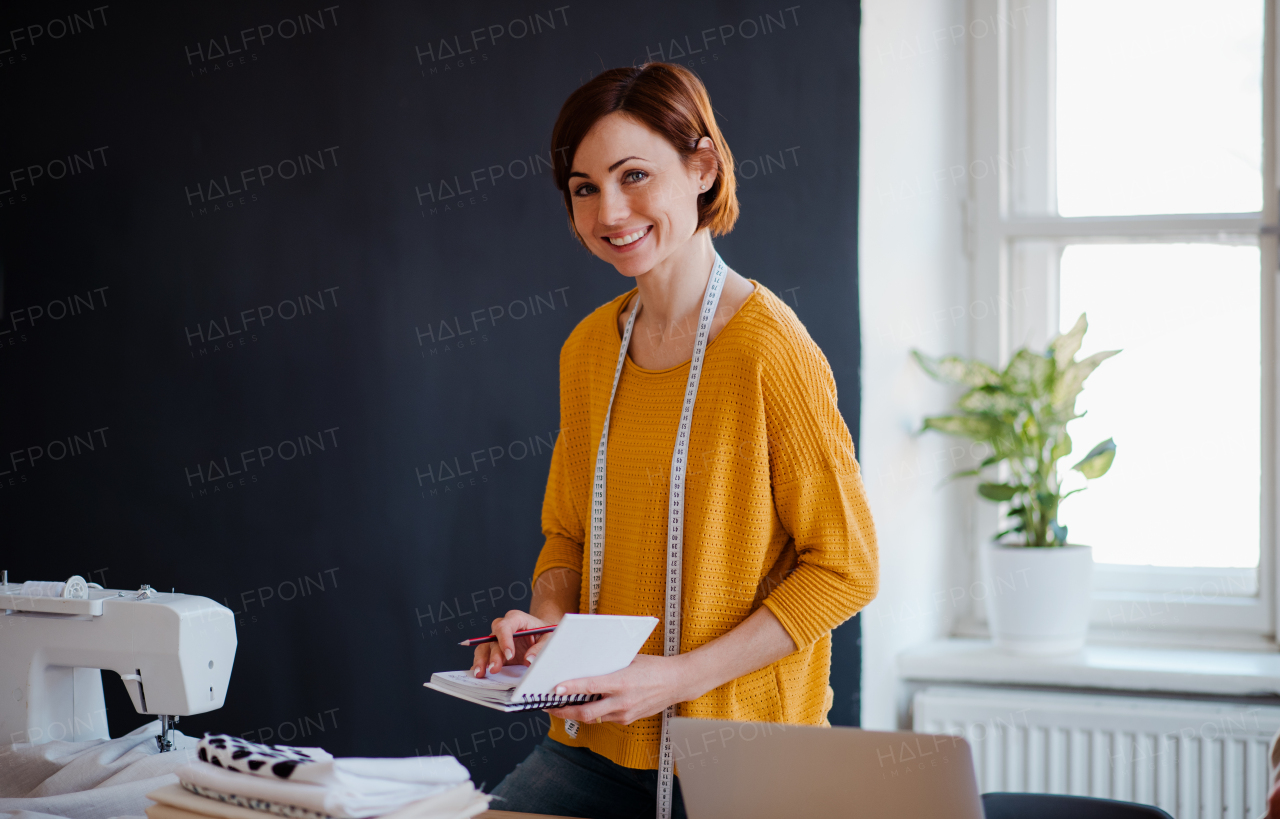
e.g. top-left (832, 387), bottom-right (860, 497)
top-left (912, 686), bottom-right (1280, 819)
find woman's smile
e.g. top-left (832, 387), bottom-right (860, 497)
top-left (604, 225), bottom-right (653, 251)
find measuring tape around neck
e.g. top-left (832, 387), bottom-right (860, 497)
top-left (564, 253), bottom-right (726, 819)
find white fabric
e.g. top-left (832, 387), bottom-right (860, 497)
top-left (146, 783), bottom-right (488, 819)
top-left (175, 763), bottom-right (457, 819)
top-left (2, 812), bottom-right (140, 819)
top-left (195, 736), bottom-right (467, 788)
top-left (381, 789), bottom-right (489, 819)
top-left (288, 759), bottom-right (468, 789)
top-left (179, 783), bottom-right (329, 819)
top-left (149, 785), bottom-right (327, 819)
top-left (0, 719), bottom-right (197, 819)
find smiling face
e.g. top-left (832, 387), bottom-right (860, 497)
top-left (567, 113), bottom-right (715, 278)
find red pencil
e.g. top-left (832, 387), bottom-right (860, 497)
top-left (458, 625), bottom-right (556, 647)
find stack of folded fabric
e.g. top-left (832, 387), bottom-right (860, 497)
top-left (144, 735), bottom-right (489, 819)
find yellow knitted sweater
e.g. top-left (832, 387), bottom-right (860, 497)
top-left (532, 282), bottom-right (878, 770)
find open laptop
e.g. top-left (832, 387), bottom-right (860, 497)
top-left (670, 718), bottom-right (984, 819)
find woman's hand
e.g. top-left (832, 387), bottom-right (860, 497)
top-left (547, 606), bottom-right (798, 725)
top-left (471, 610), bottom-right (554, 678)
top-left (545, 654), bottom-right (700, 726)
top-left (473, 568), bottom-right (582, 678)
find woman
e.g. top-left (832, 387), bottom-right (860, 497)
top-left (478, 63), bottom-right (878, 818)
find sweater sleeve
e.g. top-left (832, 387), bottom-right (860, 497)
top-left (758, 321), bottom-right (879, 649)
top-left (533, 429), bottom-right (585, 586)
top-left (762, 467), bottom-right (879, 648)
top-left (533, 341), bottom-right (588, 587)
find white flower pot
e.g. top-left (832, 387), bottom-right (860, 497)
top-left (981, 543), bottom-right (1093, 656)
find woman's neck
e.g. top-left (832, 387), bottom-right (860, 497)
top-left (632, 231), bottom-right (715, 326)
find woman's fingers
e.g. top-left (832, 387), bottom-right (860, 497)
top-left (546, 702), bottom-right (610, 723)
top-left (473, 611), bottom-right (561, 676)
top-left (541, 674), bottom-right (620, 721)
top-left (523, 631), bottom-right (554, 664)
top-left (471, 643), bottom-right (499, 677)
top-left (493, 623), bottom-right (514, 664)
top-left (553, 672), bottom-right (614, 698)
top-left (547, 696), bottom-right (629, 725)
top-left (492, 610), bottom-right (550, 666)
top-left (545, 656), bottom-right (676, 724)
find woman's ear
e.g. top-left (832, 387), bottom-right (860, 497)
top-left (694, 136), bottom-right (719, 191)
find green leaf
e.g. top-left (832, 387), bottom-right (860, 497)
top-left (1050, 431), bottom-right (1073, 462)
top-left (1072, 438), bottom-right (1116, 479)
top-left (1050, 521), bottom-right (1069, 546)
top-left (1052, 349), bottom-right (1120, 411)
top-left (958, 387), bottom-right (1023, 415)
top-left (912, 350), bottom-right (1002, 388)
top-left (986, 432), bottom-right (1019, 460)
top-left (1003, 349), bottom-right (1054, 397)
top-left (978, 482), bottom-right (1020, 501)
top-left (945, 468), bottom-right (983, 481)
top-left (1051, 314), bottom-right (1088, 371)
top-left (922, 414), bottom-right (1006, 441)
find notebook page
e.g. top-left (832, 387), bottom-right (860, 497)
top-left (513, 614), bottom-right (658, 698)
top-left (435, 664), bottom-right (526, 690)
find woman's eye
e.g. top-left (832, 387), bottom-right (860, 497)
top-left (573, 184), bottom-right (597, 197)
top-left (623, 170), bottom-right (648, 183)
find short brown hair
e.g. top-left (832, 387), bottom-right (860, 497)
top-left (551, 63), bottom-right (739, 245)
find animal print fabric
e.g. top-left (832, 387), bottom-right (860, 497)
top-left (196, 734), bottom-right (333, 781)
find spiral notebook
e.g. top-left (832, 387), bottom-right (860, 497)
top-left (424, 613), bottom-right (658, 712)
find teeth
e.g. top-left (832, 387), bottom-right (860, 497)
top-left (608, 227), bottom-right (649, 246)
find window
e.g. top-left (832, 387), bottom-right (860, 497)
top-left (1058, 244), bottom-right (1260, 577)
top-left (966, 0), bottom-right (1275, 645)
top-left (1055, 0), bottom-right (1263, 217)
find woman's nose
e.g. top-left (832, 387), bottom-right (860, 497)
top-left (597, 184), bottom-right (630, 226)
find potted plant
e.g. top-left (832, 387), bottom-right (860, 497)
top-left (914, 314), bottom-right (1119, 655)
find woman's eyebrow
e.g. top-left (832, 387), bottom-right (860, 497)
top-left (608, 155), bottom-right (645, 171)
top-left (567, 156), bottom-right (648, 179)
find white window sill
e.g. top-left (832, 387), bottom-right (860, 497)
top-left (899, 638), bottom-right (1280, 698)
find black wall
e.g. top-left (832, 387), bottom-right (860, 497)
top-left (0, 1), bottom-right (861, 787)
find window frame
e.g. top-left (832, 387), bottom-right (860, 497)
top-left (962, 0), bottom-right (1279, 645)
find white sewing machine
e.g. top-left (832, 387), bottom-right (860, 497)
top-left (0, 572), bottom-right (237, 751)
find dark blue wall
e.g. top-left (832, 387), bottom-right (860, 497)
top-left (0, 0), bottom-right (861, 787)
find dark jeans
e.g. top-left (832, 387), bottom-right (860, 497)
top-left (490, 737), bottom-right (687, 819)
